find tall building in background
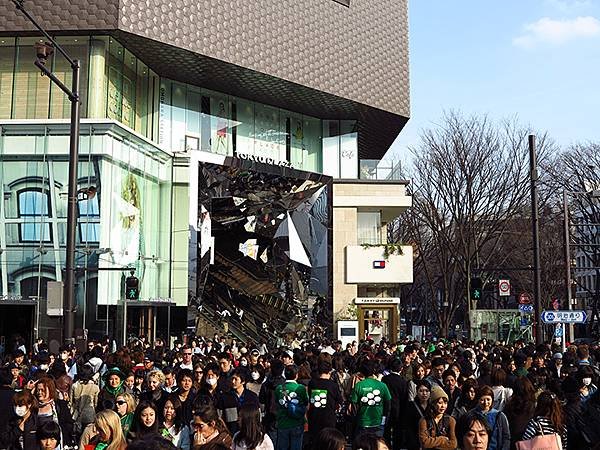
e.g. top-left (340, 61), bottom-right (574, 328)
top-left (0, 0), bottom-right (411, 349)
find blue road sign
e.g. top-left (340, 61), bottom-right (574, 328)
top-left (518, 304), bottom-right (534, 314)
top-left (554, 323), bottom-right (564, 337)
top-left (541, 310), bottom-right (587, 324)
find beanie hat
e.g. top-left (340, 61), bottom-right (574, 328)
top-left (429, 386), bottom-right (449, 405)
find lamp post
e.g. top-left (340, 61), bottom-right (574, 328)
top-left (13, 0), bottom-right (80, 343)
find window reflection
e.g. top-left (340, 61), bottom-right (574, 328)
top-left (17, 189), bottom-right (51, 243)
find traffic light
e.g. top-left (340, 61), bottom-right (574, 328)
top-left (125, 270), bottom-right (139, 300)
top-left (471, 277), bottom-right (482, 301)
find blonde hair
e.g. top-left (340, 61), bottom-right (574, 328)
top-left (95, 410), bottom-right (126, 450)
top-left (115, 392), bottom-right (136, 414)
top-left (147, 369), bottom-right (165, 385)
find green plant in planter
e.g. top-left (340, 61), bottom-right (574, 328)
top-left (360, 243), bottom-right (404, 260)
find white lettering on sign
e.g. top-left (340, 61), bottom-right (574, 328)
top-left (237, 152), bottom-right (293, 168)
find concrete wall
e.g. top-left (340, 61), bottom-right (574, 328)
top-left (333, 207), bottom-right (358, 316)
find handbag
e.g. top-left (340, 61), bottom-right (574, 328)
top-left (515, 421), bottom-right (563, 450)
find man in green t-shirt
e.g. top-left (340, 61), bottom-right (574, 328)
top-left (274, 364), bottom-right (308, 450)
top-left (350, 359), bottom-right (391, 437)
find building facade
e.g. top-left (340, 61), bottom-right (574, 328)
top-left (0, 0), bottom-right (411, 348)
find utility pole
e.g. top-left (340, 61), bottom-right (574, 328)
top-left (563, 191), bottom-right (575, 343)
top-left (13, 0), bottom-right (80, 343)
top-left (530, 135), bottom-right (543, 344)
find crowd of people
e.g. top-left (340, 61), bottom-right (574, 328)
top-left (2, 334), bottom-right (600, 450)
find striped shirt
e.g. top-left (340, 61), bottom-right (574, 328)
top-left (522, 416), bottom-right (568, 450)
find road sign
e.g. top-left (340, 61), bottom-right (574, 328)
top-left (541, 310), bottom-right (587, 324)
top-left (499, 279), bottom-right (511, 297)
top-left (519, 292), bottom-right (532, 304)
top-left (518, 304), bottom-right (534, 314)
top-left (554, 323), bottom-right (564, 337)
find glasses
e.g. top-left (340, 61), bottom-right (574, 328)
top-left (115, 400), bottom-right (127, 406)
top-left (195, 371), bottom-right (203, 375)
top-left (183, 352), bottom-right (192, 356)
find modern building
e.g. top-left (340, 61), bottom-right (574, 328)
top-left (0, 0), bottom-right (411, 349)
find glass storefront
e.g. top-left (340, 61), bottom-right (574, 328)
top-left (159, 79), bottom-right (327, 173)
top-left (0, 36), bottom-right (160, 142)
top-left (0, 122), bottom-right (172, 340)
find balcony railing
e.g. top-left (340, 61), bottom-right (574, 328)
top-left (359, 159), bottom-right (403, 181)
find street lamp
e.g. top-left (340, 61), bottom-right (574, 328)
top-left (13, 0), bottom-right (81, 343)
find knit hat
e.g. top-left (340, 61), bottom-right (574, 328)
top-left (429, 386), bottom-right (449, 405)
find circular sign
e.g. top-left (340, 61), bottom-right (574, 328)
top-left (519, 292), bottom-right (532, 304)
top-left (499, 280), bottom-right (510, 295)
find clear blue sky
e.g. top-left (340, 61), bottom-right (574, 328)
top-left (387, 0), bottom-right (600, 163)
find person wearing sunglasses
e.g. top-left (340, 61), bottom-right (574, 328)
top-left (180, 346), bottom-right (194, 371)
top-left (114, 393), bottom-right (136, 436)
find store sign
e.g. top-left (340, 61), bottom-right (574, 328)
top-left (238, 152), bottom-right (293, 168)
top-left (354, 297), bottom-right (400, 305)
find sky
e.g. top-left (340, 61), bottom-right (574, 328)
top-left (387, 0), bottom-right (600, 164)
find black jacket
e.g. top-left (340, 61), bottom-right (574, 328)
top-left (0, 413), bottom-right (39, 450)
top-left (382, 372), bottom-right (409, 422)
top-left (0, 386), bottom-right (15, 431)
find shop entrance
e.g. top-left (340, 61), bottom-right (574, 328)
top-left (122, 300), bottom-right (175, 345)
top-left (0, 301), bottom-right (37, 355)
top-left (357, 305), bottom-right (398, 343)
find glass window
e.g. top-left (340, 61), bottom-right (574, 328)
top-left (13, 37), bottom-right (51, 119)
top-left (17, 189), bottom-right (51, 242)
top-left (78, 192), bottom-right (100, 243)
top-left (322, 120), bottom-right (340, 178)
top-left (357, 211), bottom-right (381, 245)
top-left (49, 37), bottom-right (89, 119)
top-left (0, 38), bottom-right (16, 119)
top-left (107, 39), bottom-right (124, 122)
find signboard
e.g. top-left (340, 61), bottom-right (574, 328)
top-left (337, 320), bottom-right (358, 347)
top-left (519, 292), bottom-right (532, 304)
top-left (499, 279), bottom-right (511, 297)
top-left (541, 310), bottom-right (587, 324)
top-left (554, 323), bottom-right (564, 337)
top-left (354, 297), bottom-right (400, 305)
top-left (518, 304), bottom-right (534, 314)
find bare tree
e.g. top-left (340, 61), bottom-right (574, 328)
top-left (544, 144), bottom-right (600, 335)
top-left (392, 112), bottom-right (555, 337)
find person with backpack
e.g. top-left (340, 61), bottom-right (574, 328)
top-left (418, 386), bottom-right (457, 450)
top-left (71, 364), bottom-right (99, 435)
top-left (473, 385), bottom-right (510, 450)
top-left (350, 359), bottom-right (391, 438)
top-left (274, 364), bottom-right (308, 450)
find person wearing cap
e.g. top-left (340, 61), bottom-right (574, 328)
top-left (550, 353), bottom-right (564, 379)
top-left (98, 367), bottom-right (126, 412)
top-left (418, 385), bottom-right (457, 449)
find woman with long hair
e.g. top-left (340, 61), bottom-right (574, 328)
top-left (405, 379), bottom-right (431, 450)
top-left (521, 391), bottom-right (568, 449)
top-left (503, 377), bottom-right (536, 449)
top-left (232, 404), bottom-right (273, 450)
top-left (35, 376), bottom-right (75, 447)
top-left (160, 394), bottom-right (191, 449)
top-left (418, 386), bottom-right (457, 450)
top-left (452, 378), bottom-right (478, 421)
top-left (114, 392), bottom-right (136, 436)
top-left (191, 404), bottom-right (232, 449)
top-left (408, 363), bottom-right (428, 401)
top-left (91, 410), bottom-right (127, 450)
top-left (127, 400), bottom-right (160, 442)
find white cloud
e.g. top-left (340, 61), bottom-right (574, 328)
top-left (513, 16), bottom-right (600, 48)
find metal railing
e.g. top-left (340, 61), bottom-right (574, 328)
top-left (359, 159), bottom-right (403, 180)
